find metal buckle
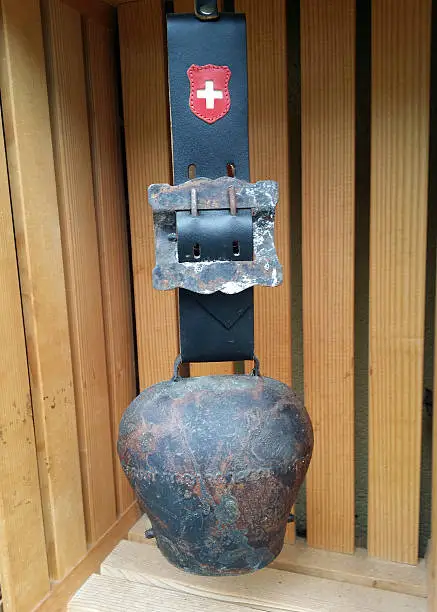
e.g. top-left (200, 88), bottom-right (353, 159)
top-left (176, 184), bottom-right (252, 263)
top-left (148, 176), bottom-right (283, 295)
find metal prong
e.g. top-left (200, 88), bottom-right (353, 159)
top-left (228, 186), bottom-right (237, 216)
top-left (191, 188), bottom-right (198, 216)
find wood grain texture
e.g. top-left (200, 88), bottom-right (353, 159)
top-left (234, 0), bottom-right (293, 542)
top-left (0, 0), bottom-right (87, 579)
top-left (190, 362), bottom-right (234, 376)
top-left (119, 1), bottom-right (179, 390)
top-left (430, 257), bottom-right (437, 610)
top-left (101, 540), bottom-right (426, 611)
top-left (84, 18), bottom-right (136, 515)
top-left (368, 0), bottom-right (431, 564)
top-left (37, 502), bottom-right (140, 612)
top-left (234, 0), bottom-right (291, 385)
top-left (0, 114), bottom-right (50, 611)
top-left (62, 0), bottom-right (116, 29)
top-left (300, 0), bottom-right (356, 554)
top-left (42, 0), bottom-right (116, 543)
top-left (69, 574), bottom-right (260, 612)
top-left (174, 0), bottom-right (195, 11)
top-left (129, 514), bottom-right (427, 598)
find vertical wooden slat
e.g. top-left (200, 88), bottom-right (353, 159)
top-left (190, 362), bottom-right (234, 376)
top-left (369, 0), bottom-right (431, 564)
top-left (62, 0), bottom-right (115, 27)
top-left (0, 0), bottom-right (87, 578)
top-left (235, 0), bottom-right (291, 385)
top-left (84, 17), bottom-right (136, 515)
top-left (42, 0), bottom-right (116, 543)
top-left (0, 115), bottom-right (50, 611)
top-left (300, 0), bottom-right (356, 554)
top-left (119, 1), bottom-right (179, 390)
top-left (234, 0), bottom-right (292, 538)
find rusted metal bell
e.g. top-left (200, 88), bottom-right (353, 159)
top-left (118, 369), bottom-right (313, 576)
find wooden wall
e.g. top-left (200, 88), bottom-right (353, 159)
top-left (118, 0), bottom-right (433, 569)
top-left (0, 0), bottom-right (436, 609)
top-left (0, 0), bottom-right (137, 609)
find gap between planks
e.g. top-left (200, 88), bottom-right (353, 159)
top-left (93, 539), bottom-right (426, 612)
top-left (128, 514), bottom-right (427, 599)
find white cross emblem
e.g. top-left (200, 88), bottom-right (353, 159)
top-left (196, 80), bottom-right (224, 110)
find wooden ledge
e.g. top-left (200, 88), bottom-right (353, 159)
top-left (128, 514), bottom-right (427, 599)
top-left (92, 539), bottom-right (425, 611)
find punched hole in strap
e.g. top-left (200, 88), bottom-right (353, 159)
top-left (193, 243), bottom-right (201, 259)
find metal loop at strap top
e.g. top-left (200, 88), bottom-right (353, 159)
top-left (194, 0), bottom-right (219, 20)
top-left (172, 354), bottom-right (260, 381)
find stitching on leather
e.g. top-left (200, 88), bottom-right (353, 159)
top-left (188, 64), bottom-right (231, 123)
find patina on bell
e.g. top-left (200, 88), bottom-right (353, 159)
top-left (118, 366), bottom-right (313, 576)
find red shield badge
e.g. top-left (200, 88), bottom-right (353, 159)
top-left (187, 64), bottom-right (231, 124)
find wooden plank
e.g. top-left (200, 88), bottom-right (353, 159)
top-left (234, 0), bottom-right (291, 387)
top-left (234, 0), bottom-right (293, 542)
top-left (300, 0), bottom-right (356, 554)
top-left (368, 0), bottom-right (431, 564)
top-left (36, 502), bottom-right (140, 612)
top-left (0, 113), bottom-right (50, 611)
top-left (69, 573), bottom-right (261, 612)
top-left (84, 18), bottom-right (136, 515)
top-left (129, 514), bottom-right (426, 598)
top-left (42, 0), bottom-right (116, 543)
top-left (62, 0), bottom-right (116, 29)
top-left (430, 257), bottom-right (437, 610)
top-left (119, 1), bottom-right (179, 390)
top-left (190, 362), bottom-right (234, 376)
top-left (174, 0), bottom-right (196, 11)
top-left (0, 0), bottom-right (87, 579)
top-left (101, 540), bottom-right (426, 612)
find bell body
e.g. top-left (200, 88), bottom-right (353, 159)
top-left (118, 374), bottom-right (313, 576)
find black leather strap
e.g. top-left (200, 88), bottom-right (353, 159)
top-left (167, 12), bottom-right (254, 363)
top-left (167, 14), bottom-right (249, 182)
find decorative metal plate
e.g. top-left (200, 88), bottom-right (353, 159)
top-left (148, 176), bottom-right (283, 295)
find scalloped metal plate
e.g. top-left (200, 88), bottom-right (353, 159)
top-left (148, 176), bottom-right (283, 295)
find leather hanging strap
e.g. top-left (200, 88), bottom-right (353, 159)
top-left (166, 11), bottom-right (254, 363)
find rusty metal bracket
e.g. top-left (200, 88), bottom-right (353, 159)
top-left (148, 176), bottom-right (283, 295)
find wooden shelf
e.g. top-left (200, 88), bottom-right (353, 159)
top-left (129, 515), bottom-right (427, 599)
top-left (68, 538), bottom-right (426, 611)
